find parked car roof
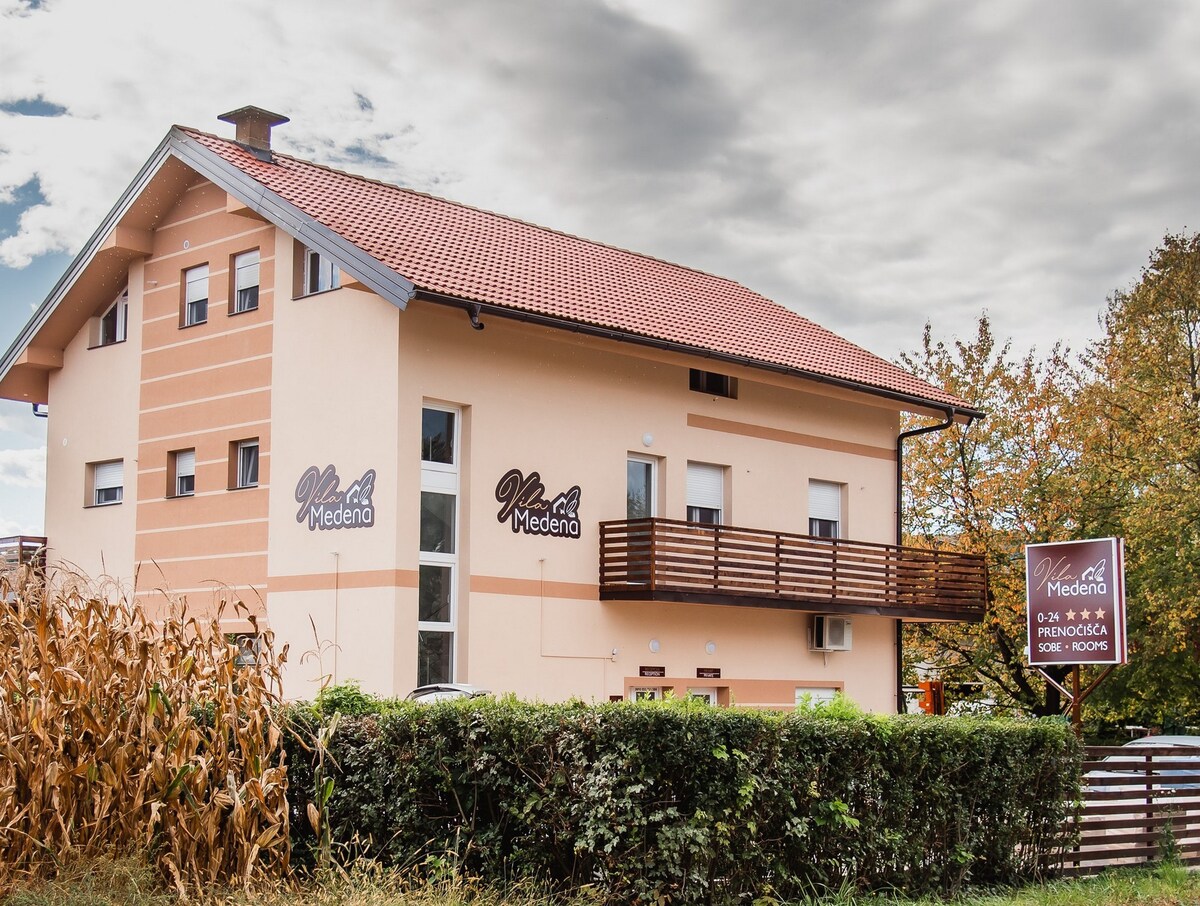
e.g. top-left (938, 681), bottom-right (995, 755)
top-left (1087, 735), bottom-right (1200, 793)
top-left (405, 683), bottom-right (491, 703)
top-left (1122, 735), bottom-right (1200, 748)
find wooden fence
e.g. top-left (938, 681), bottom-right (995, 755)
top-left (1059, 744), bottom-right (1200, 875)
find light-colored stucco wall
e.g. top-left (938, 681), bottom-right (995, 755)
top-left (264, 233), bottom-right (406, 697)
top-left (43, 259), bottom-right (144, 588)
top-left (266, 297), bottom-right (901, 711)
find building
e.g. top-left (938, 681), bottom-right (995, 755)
top-left (0, 108), bottom-right (987, 711)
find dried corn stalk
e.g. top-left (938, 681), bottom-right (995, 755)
top-left (0, 566), bottom-right (290, 894)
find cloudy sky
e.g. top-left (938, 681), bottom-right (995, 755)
top-left (1, 0), bottom-right (1198, 533)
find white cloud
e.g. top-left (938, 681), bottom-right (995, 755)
top-left (0, 400), bottom-right (46, 441)
top-left (0, 445), bottom-right (44, 487)
top-left (1, 0), bottom-right (1199, 361)
top-left (0, 516), bottom-right (28, 536)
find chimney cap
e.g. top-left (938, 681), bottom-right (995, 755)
top-left (217, 106), bottom-right (290, 156)
top-left (217, 105), bottom-right (290, 128)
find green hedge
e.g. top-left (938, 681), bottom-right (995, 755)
top-left (284, 698), bottom-right (1080, 902)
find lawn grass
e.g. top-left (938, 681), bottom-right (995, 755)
top-left (906, 861), bottom-right (1197, 906)
top-left (2, 857), bottom-right (1196, 906)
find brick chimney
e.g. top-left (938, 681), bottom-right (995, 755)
top-left (217, 106), bottom-right (289, 161)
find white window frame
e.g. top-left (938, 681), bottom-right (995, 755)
top-left (233, 249), bottom-right (260, 313)
top-left (686, 461), bottom-right (725, 525)
top-left (227, 632), bottom-right (262, 667)
top-left (626, 454), bottom-right (658, 520)
top-left (420, 404), bottom-right (459, 480)
top-left (687, 687), bottom-right (718, 705)
top-left (92, 460), bottom-right (123, 507)
top-left (98, 287), bottom-right (128, 346)
top-left (808, 479), bottom-right (843, 539)
top-left (183, 264), bottom-right (209, 326)
top-left (173, 449), bottom-right (196, 497)
top-left (304, 247), bottom-right (340, 295)
top-left (236, 440), bottom-right (259, 489)
top-left (629, 687), bottom-right (663, 702)
top-left (795, 686), bottom-right (840, 707)
top-left (419, 404), bottom-right (461, 685)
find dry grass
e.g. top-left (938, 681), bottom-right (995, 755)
top-left (3, 856), bottom-right (1196, 906)
top-left (1, 854), bottom-right (601, 906)
top-left (2, 853), bottom-right (173, 906)
top-left (0, 567), bottom-right (290, 896)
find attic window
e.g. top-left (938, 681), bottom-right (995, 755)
top-left (304, 247), bottom-right (340, 295)
top-left (95, 288), bottom-right (128, 347)
top-left (689, 369), bottom-right (737, 399)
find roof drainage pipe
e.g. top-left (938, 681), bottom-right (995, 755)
top-left (893, 406), bottom-right (967, 714)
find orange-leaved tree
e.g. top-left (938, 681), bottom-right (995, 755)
top-left (899, 316), bottom-right (1086, 717)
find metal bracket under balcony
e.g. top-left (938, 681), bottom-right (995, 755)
top-left (599, 518), bottom-right (987, 623)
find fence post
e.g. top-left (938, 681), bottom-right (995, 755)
top-left (775, 533), bottom-right (782, 595)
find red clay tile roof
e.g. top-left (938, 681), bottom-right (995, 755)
top-left (183, 128), bottom-right (970, 412)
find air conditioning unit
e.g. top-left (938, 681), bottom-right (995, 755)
top-left (811, 615), bottom-right (852, 652)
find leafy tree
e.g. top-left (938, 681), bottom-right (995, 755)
top-left (899, 316), bottom-right (1083, 717)
top-left (1075, 232), bottom-right (1200, 728)
top-left (901, 233), bottom-right (1200, 730)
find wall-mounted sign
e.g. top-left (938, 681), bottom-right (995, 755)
top-left (1026, 538), bottom-right (1127, 666)
top-left (495, 468), bottom-right (581, 539)
top-left (639, 665), bottom-right (666, 678)
top-left (295, 465), bottom-right (376, 531)
top-left (696, 667), bottom-right (722, 679)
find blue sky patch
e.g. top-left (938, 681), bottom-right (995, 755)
top-left (0, 97), bottom-right (67, 117)
top-left (0, 178), bottom-right (46, 239)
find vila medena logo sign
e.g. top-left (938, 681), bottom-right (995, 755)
top-left (1025, 537), bottom-right (1127, 666)
top-left (295, 465), bottom-right (376, 531)
top-left (495, 468), bottom-right (582, 539)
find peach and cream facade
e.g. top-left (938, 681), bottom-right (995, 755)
top-left (0, 108), bottom-right (988, 711)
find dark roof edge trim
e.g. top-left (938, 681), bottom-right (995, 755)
top-left (166, 131), bottom-right (416, 309)
top-left (416, 289), bottom-right (985, 420)
top-left (0, 133), bottom-right (177, 382)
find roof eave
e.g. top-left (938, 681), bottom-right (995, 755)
top-left (0, 132), bottom-right (177, 391)
top-left (166, 130), bottom-right (416, 309)
top-left (414, 289), bottom-right (984, 421)
top-left (0, 129), bottom-right (419, 398)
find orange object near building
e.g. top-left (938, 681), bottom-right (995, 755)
top-left (918, 680), bottom-right (946, 715)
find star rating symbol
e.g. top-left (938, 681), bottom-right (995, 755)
top-left (1066, 608), bottom-right (1077, 620)
top-left (1080, 608), bottom-right (1092, 620)
top-left (1093, 606), bottom-right (1105, 620)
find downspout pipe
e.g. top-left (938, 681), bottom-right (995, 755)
top-left (894, 406), bottom-right (965, 713)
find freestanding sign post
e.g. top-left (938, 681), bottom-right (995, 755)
top-left (1025, 537), bottom-right (1127, 734)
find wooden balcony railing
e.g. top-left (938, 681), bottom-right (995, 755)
top-left (599, 518), bottom-right (987, 622)
top-left (0, 535), bottom-right (47, 572)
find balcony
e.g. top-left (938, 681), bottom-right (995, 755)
top-left (0, 535), bottom-right (47, 572)
top-left (599, 518), bottom-right (987, 622)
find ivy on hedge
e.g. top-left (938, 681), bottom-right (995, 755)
top-left (284, 697), bottom-right (1080, 902)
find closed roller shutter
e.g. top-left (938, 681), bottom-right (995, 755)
top-left (809, 480), bottom-right (842, 522)
top-left (94, 460), bottom-right (123, 490)
top-left (687, 462), bottom-right (724, 509)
